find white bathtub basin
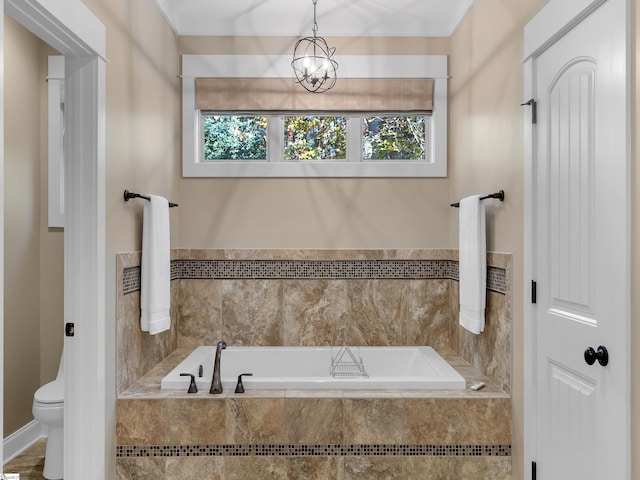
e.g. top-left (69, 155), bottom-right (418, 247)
top-left (161, 345), bottom-right (466, 391)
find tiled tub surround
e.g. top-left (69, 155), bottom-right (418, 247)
top-left (117, 249), bottom-right (512, 395)
top-left (116, 249), bottom-right (512, 480)
top-left (117, 348), bottom-right (511, 480)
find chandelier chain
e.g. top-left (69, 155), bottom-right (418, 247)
top-left (312, 0), bottom-right (318, 37)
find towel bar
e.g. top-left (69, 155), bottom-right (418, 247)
top-left (124, 190), bottom-right (178, 207)
top-left (450, 190), bottom-right (504, 208)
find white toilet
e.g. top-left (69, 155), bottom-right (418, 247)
top-left (32, 353), bottom-right (64, 480)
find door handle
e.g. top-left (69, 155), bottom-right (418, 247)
top-left (584, 346), bottom-right (609, 366)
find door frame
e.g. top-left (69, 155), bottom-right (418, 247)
top-left (1, 1), bottom-right (107, 478)
top-left (523, 0), bottom-right (631, 479)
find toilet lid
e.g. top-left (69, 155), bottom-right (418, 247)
top-left (34, 380), bottom-right (63, 404)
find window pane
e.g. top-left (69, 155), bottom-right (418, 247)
top-left (284, 116), bottom-right (347, 160)
top-left (203, 115), bottom-right (267, 160)
top-left (362, 116), bottom-right (427, 160)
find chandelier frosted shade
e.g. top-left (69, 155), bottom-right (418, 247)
top-left (292, 36), bottom-right (338, 93)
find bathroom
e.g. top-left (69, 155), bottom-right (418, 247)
top-left (1, 0), bottom-right (638, 479)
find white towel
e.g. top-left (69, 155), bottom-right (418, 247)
top-left (140, 195), bottom-right (171, 335)
top-left (458, 195), bottom-right (486, 334)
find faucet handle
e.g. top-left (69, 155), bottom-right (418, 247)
top-left (180, 373), bottom-right (198, 393)
top-left (235, 373), bottom-right (253, 393)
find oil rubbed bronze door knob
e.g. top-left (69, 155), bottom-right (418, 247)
top-left (584, 346), bottom-right (609, 366)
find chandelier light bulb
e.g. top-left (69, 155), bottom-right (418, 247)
top-left (291, 0), bottom-right (338, 93)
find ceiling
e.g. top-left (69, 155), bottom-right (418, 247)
top-left (153, 0), bottom-right (476, 38)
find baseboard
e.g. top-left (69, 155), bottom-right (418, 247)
top-left (3, 420), bottom-right (45, 464)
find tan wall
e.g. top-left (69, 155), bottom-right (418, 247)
top-left (176, 36), bottom-right (451, 249)
top-left (632, 2), bottom-right (639, 480)
top-left (81, 0), bottom-right (181, 256)
top-left (3, 16), bottom-right (64, 437)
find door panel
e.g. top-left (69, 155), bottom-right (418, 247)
top-left (548, 60), bottom-right (595, 320)
top-left (547, 362), bottom-right (596, 478)
top-left (533, 0), bottom-right (628, 478)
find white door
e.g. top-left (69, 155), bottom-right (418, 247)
top-left (532, 0), bottom-right (629, 478)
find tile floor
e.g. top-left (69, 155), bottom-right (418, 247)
top-left (3, 439), bottom-right (46, 479)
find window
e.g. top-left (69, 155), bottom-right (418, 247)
top-left (284, 116), bottom-right (347, 160)
top-left (362, 116), bottom-right (429, 161)
top-left (201, 114), bottom-right (430, 163)
top-left (183, 55), bottom-right (447, 177)
top-left (202, 115), bottom-right (267, 160)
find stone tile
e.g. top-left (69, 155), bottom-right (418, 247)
top-left (483, 291), bottom-right (511, 394)
top-left (282, 279), bottom-right (351, 345)
top-left (284, 398), bottom-right (344, 443)
top-left (164, 398), bottom-right (227, 444)
top-left (225, 397), bottom-right (285, 443)
top-left (487, 252), bottom-right (511, 270)
top-left (461, 397), bottom-right (511, 445)
top-left (286, 457), bottom-right (343, 480)
top-left (221, 279), bottom-right (283, 346)
top-left (343, 456), bottom-right (405, 480)
top-left (182, 249), bottom-right (226, 260)
top-left (343, 398), bottom-right (406, 444)
top-left (165, 456), bottom-right (224, 480)
top-left (348, 280), bottom-right (406, 346)
top-left (457, 290), bottom-right (511, 395)
top-left (116, 290), bottom-right (142, 394)
top-left (224, 456), bottom-right (287, 480)
top-left (405, 457), bottom-right (462, 479)
top-left (117, 399), bottom-right (167, 445)
top-left (177, 279), bottom-right (222, 349)
top-left (114, 248), bottom-right (513, 480)
top-left (404, 398), bottom-right (464, 445)
top-left (117, 284), bottom-right (177, 395)
top-left (406, 279), bottom-right (456, 349)
top-left (460, 457), bottom-right (512, 480)
top-left (116, 457), bottom-right (165, 480)
top-left (117, 248), bottom-right (512, 406)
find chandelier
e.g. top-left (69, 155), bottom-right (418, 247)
top-left (291, 0), bottom-right (338, 93)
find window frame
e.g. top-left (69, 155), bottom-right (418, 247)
top-left (182, 54), bottom-right (447, 177)
top-left (200, 113), bottom-right (431, 163)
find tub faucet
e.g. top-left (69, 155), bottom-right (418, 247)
top-left (210, 340), bottom-right (227, 394)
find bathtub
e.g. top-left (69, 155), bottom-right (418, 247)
top-left (161, 345), bottom-right (466, 391)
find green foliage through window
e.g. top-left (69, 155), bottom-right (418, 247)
top-left (363, 116), bottom-right (426, 160)
top-left (201, 114), bottom-right (430, 162)
top-left (284, 116), bottom-right (347, 160)
top-left (203, 115), bottom-right (267, 160)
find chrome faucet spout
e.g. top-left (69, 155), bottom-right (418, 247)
top-left (210, 340), bottom-right (227, 394)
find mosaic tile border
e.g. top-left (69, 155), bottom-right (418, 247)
top-left (123, 260), bottom-right (507, 295)
top-left (116, 444), bottom-right (511, 458)
top-left (178, 259), bottom-right (453, 280)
